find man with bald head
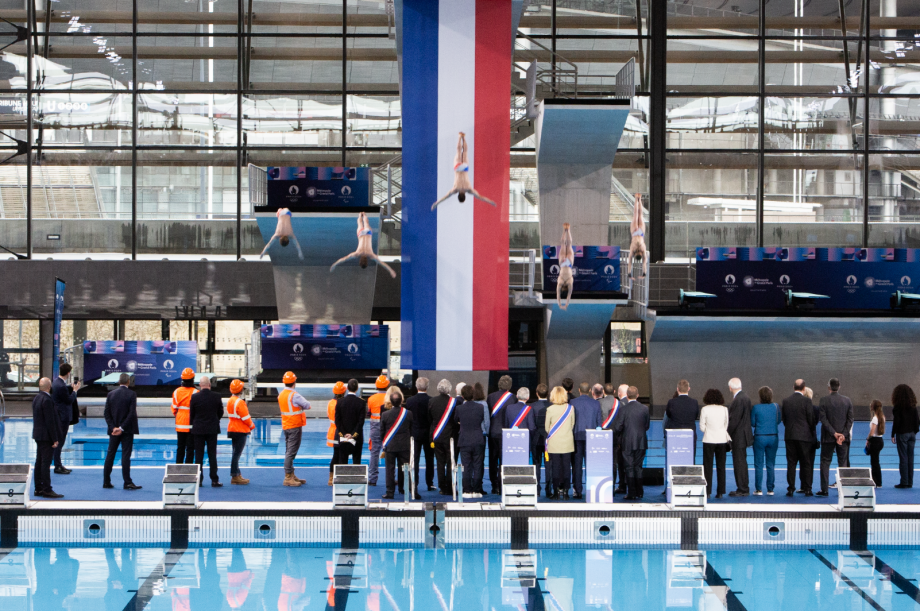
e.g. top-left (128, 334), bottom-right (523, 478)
top-left (781, 379), bottom-right (816, 496)
top-left (32, 377), bottom-right (64, 498)
top-left (727, 377), bottom-right (753, 496)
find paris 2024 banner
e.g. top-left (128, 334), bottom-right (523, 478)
top-left (696, 247), bottom-right (920, 310)
top-left (260, 324), bottom-right (389, 370)
top-left (83, 341), bottom-right (198, 385)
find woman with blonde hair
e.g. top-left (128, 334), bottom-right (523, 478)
top-left (867, 399), bottom-right (886, 487)
top-left (544, 386), bottom-right (575, 500)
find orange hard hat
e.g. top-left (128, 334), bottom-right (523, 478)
top-left (283, 371), bottom-right (297, 385)
top-left (181, 368), bottom-right (195, 380)
top-left (333, 381), bottom-right (346, 395)
top-left (375, 375), bottom-right (389, 389)
top-left (230, 379), bottom-right (245, 394)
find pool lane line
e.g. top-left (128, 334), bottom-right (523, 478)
top-left (129, 547), bottom-right (187, 611)
top-left (857, 552), bottom-right (920, 603)
top-left (704, 562), bottom-right (747, 611)
top-left (808, 549), bottom-right (886, 611)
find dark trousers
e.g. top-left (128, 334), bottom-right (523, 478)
top-left (572, 439), bottom-right (587, 495)
top-left (623, 448), bottom-right (646, 498)
top-left (550, 452), bottom-right (571, 491)
top-left (459, 444), bottom-right (485, 493)
top-left (103, 433), bottom-right (134, 485)
top-left (336, 437), bottom-right (363, 465)
top-left (702, 442), bottom-right (727, 496)
top-left (193, 434), bottom-right (219, 483)
top-left (385, 449), bottom-right (410, 496)
top-left (434, 441), bottom-right (453, 493)
top-left (488, 436), bottom-right (502, 492)
top-left (329, 445), bottom-right (340, 473)
top-left (614, 440), bottom-right (628, 490)
top-left (229, 433), bottom-right (247, 477)
top-left (53, 419), bottom-right (69, 468)
top-left (176, 432), bottom-right (195, 464)
top-left (897, 432), bottom-right (916, 486)
top-left (413, 435), bottom-right (434, 488)
top-left (867, 438), bottom-right (884, 487)
top-left (786, 439), bottom-right (814, 493)
top-left (34, 440), bottom-right (54, 493)
top-left (730, 438), bottom-right (750, 493)
top-left (533, 437), bottom-right (552, 495)
top-left (819, 440), bottom-right (850, 492)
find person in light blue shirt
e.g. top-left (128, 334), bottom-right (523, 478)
top-left (751, 386), bottom-right (782, 495)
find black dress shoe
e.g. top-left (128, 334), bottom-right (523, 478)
top-left (381, 493), bottom-right (395, 499)
top-left (54, 467), bottom-right (71, 475)
top-left (124, 483), bottom-right (142, 490)
top-left (728, 490), bottom-right (749, 497)
top-left (715, 493), bottom-right (723, 499)
top-left (624, 494), bottom-right (637, 500)
top-left (211, 481), bottom-right (223, 488)
top-left (551, 491), bottom-right (561, 500)
top-left (573, 493), bottom-right (583, 500)
top-left (804, 491), bottom-right (813, 497)
top-left (428, 485), bottom-right (436, 491)
top-left (895, 483), bottom-right (912, 489)
top-left (815, 490), bottom-right (829, 497)
top-left (615, 487), bottom-right (627, 495)
top-left (43, 490), bottom-right (64, 498)
top-left (412, 494), bottom-right (422, 500)
top-left (786, 491), bottom-right (794, 497)
top-left (562, 491), bottom-right (570, 500)
top-left (33, 490), bottom-right (45, 497)
top-left (103, 483), bottom-right (114, 489)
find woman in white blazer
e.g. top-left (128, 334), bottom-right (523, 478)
top-left (700, 389), bottom-right (731, 499)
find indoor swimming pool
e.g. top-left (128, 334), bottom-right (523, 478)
top-left (1, 546), bottom-right (919, 610)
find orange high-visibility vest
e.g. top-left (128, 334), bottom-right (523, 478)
top-left (226, 570), bottom-right (253, 608)
top-left (227, 397), bottom-right (255, 434)
top-left (278, 388), bottom-right (306, 430)
top-left (171, 386), bottom-right (198, 433)
top-left (367, 392), bottom-right (386, 421)
top-left (327, 399), bottom-right (337, 447)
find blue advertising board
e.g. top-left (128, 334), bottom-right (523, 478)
top-left (542, 245), bottom-right (621, 293)
top-left (83, 341), bottom-right (198, 385)
top-left (52, 278), bottom-right (65, 379)
top-left (586, 429), bottom-right (614, 503)
top-left (665, 429), bottom-right (696, 503)
top-left (263, 166), bottom-right (372, 210)
top-left (260, 324), bottom-right (389, 370)
top-left (502, 429), bottom-right (531, 466)
top-left (696, 247), bottom-right (920, 310)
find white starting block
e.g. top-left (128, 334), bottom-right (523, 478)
top-left (162, 464), bottom-right (200, 509)
top-left (837, 467), bottom-right (876, 511)
top-left (0, 465), bottom-right (32, 507)
top-left (668, 465), bottom-right (707, 509)
top-left (501, 465), bottom-right (538, 508)
top-left (333, 464), bottom-right (368, 508)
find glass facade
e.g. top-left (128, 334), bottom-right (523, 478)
top-left (0, 1), bottom-right (917, 262)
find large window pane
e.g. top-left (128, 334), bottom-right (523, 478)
top-left (764, 40), bottom-right (862, 94)
top-left (667, 39), bottom-right (758, 93)
top-left (139, 92), bottom-right (237, 146)
top-left (667, 96), bottom-right (759, 149)
top-left (766, 0), bottom-right (867, 37)
top-left (38, 36), bottom-right (134, 90)
top-left (49, 1), bottom-right (133, 34)
top-left (870, 98), bottom-right (920, 152)
top-left (247, 38), bottom-right (341, 90)
top-left (248, 0), bottom-right (343, 35)
top-left (346, 95), bottom-right (400, 148)
top-left (34, 92), bottom-right (132, 147)
top-left (668, 0), bottom-right (757, 36)
top-left (243, 94), bottom-right (341, 146)
top-left (764, 96), bottom-right (862, 151)
top-left (867, 155), bottom-right (920, 248)
top-left (138, 36), bottom-right (237, 90)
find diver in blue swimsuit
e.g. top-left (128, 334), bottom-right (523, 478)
top-left (557, 223), bottom-right (575, 310)
top-left (260, 207), bottom-right (304, 260)
top-left (330, 212), bottom-right (396, 278)
top-left (629, 193), bottom-right (647, 279)
top-left (431, 132), bottom-right (497, 211)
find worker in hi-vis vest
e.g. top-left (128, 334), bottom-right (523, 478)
top-left (327, 381), bottom-right (346, 486)
top-left (226, 379), bottom-right (255, 485)
top-left (171, 368), bottom-right (198, 464)
top-left (278, 371), bottom-right (311, 487)
top-left (366, 374), bottom-right (389, 486)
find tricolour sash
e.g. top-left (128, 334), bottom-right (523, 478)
top-left (491, 392), bottom-right (513, 418)
top-left (511, 404), bottom-right (532, 429)
top-left (602, 401), bottom-right (620, 429)
top-left (431, 398), bottom-right (457, 441)
top-left (382, 408), bottom-right (407, 449)
top-left (545, 404), bottom-right (573, 449)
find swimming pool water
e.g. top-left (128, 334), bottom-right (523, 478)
top-left (2, 547), bottom-right (919, 610)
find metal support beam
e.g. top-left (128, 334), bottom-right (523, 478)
top-left (756, 0), bottom-right (765, 247)
top-left (131, 0), bottom-right (138, 259)
top-left (648, 0), bottom-right (666, 262)
top-left (862, 0), bottom-right (870, 247)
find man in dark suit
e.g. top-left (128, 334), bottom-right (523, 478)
top-left (103, 373), bottom-right (141, 490)
top-left (334, 379), bottom-right (366, 465)
top-left (614, 386), bottom-right (649, 500)
top-left (664, 379), bottom-right (700, 462)
top-left (454, 384), bottom-right (486, 497)
top-left (503, 387), bottom-right (537, 438)
top-left (51, 363), bottom-right (81, 474)
top-left (529, 384), bottom-right (553, 497)
top-left (727, 377), bottom-right (753, 496)
top-left (781, 379), bottom-right (817, 496)
top-left (406, 377), bottom-right (434, 491)
top-left (32, 378), bottom-right (63, 498)
top-left (429, 379), bottom-right (459, 494)
top-left (817, 378), bottom-right (854, 496)
top-left (380, 393), bottom-right (414, 500)
top-left (604, 384), bottom-right (629, 494)
top-left (570, 382), bottom-right (603, 499)
top-left (189, 376), bottom-right (224, 487)
top-left (486, 375), bottom-right (515, 495)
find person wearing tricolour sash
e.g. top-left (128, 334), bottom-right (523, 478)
top-left (529, 384), bottom-right (554, 498)
top-left (380, 390), bottom-right (414, 500)
top-left (428, 379), bottom-right (458, 495)
top-left (486, 375), bottom-right (515, 495)
top-left (544, 386), bottom-right (576, 500)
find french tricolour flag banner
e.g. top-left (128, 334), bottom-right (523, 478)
top-left (400, 0), bottom-right (511, 371)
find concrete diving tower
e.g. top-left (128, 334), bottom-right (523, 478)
top-left (536, 99), bottom-right (631, 386)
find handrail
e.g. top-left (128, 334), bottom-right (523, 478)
top-left (248, 164), bottom-right (268, 210)
top-left (509, 248), bottom-right (537, 297)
